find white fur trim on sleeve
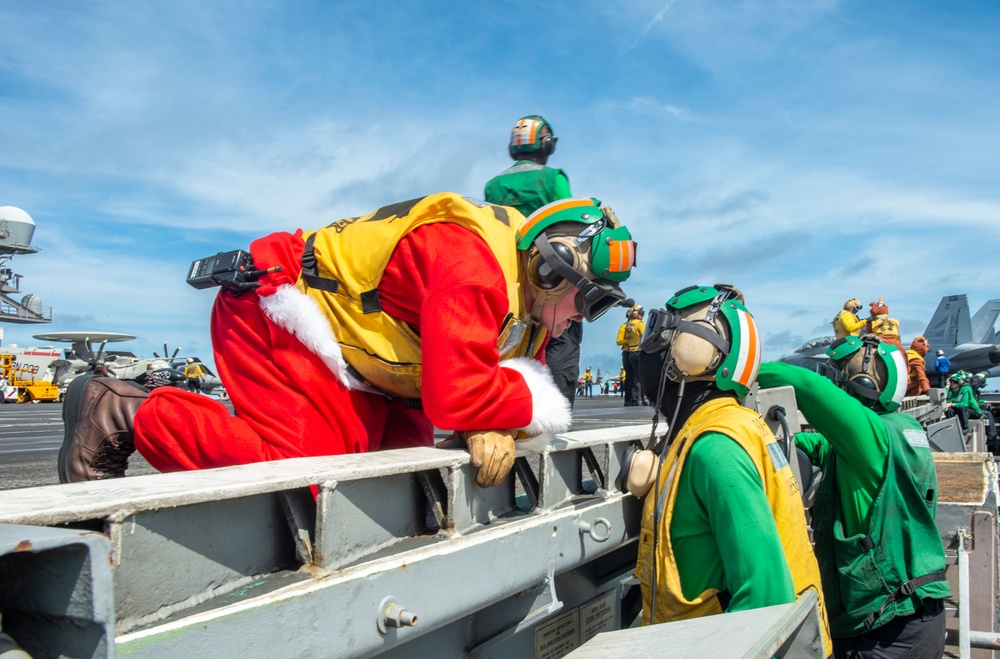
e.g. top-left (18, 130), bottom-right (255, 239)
top-left (501, 357), bottom-right (572, 436)
top-left (259, 284), bottom-right (352, 389)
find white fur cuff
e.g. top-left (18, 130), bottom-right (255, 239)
top-left (259, 284), bottom-right (352, 389)
top-left (501, 357), bottom-right (572, 436)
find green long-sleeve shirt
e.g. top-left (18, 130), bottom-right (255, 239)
top-left (671, 432), bottom-right (796, 611)
top-left (758, 361), bottom-right (950, 635)
top-left (947, 384), bottom-right (981, 415)
top-left (757, 362), bottom-right (887, 537)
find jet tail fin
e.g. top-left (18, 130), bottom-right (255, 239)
top-left (971, 299), bottom-right (1000, 345)
top-left (923, 294), bottom-right (972, 349)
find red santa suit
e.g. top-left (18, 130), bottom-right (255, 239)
top-left (133, 217), bottom-right (570, 472)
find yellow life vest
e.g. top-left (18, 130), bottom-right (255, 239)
top-left (620, 319), bottom-right (644, 351)
top-left (871, 316), bottom-right (900, 337)
top-left (295, 192), bottom-right (547, 399)
top-left (635, 397), bottom-right (832, 656)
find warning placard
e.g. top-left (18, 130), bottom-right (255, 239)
top-left (535, 609), bottom-right (579, 659)
top-left (580, 590), bottom-right (617, 643)
top-left (534, 589), bottom-right (618, 658)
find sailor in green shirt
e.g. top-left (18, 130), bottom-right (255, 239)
top-left (757, 335), bottom-right (949, 658)
top-left (945, 370), bottom-right (981, 432)
top-left (485, 115), bottom-right (579, 407)
top-left (484, 115), bottom-right (571, 217)
top-left (628, 285), bottom-right (831, 655)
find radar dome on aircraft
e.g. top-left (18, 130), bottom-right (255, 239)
top-left (0, 206), bottom-right (39, 254)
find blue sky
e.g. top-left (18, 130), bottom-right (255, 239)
top-left (2, 0), bottom-right (999, 378)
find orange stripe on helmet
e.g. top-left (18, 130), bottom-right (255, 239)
top-left (607, 239), bottom-right (635, 273)
top-left (735, 309), bottom-right (760, 386)
top-left (517, 198), bottom-right (595, 242)
top-left (513, 118), bottom-right (538, 146)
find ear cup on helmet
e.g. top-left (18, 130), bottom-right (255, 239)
top-left (527, 239), bottom-right (578, 290)
top-left (540, 133), bottom-right (556, 157)
top-left (616, 445), bottom-right (658, 497)
top-left (528, 253), bottom-right (564, 289)
top-left (670, 320), bottom-right (724, 376)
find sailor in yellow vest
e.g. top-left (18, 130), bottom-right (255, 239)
top-left (618, 284), bottom-right (831, 655)
top-left (617, 305), bottom-right (645, 406)
top-left (183, 358), bottom-right (205, 393)
top-left (581, 366), bottom-right (594, 397)
top-left (59, 193), bottom-right (638, 489)
top-left (833, 298), bottom-right (866, 339)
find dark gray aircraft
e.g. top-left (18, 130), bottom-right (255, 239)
top-left (776, 335), bottom-right (834, 371)
top-left (923, 295), bottom-right (1000, 377)
top-left (778, 295), bottom-right (1000, 377)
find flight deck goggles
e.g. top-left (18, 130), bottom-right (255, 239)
top-left (638, 285), bottom-right (743, 355)
top-left (535, 235), bottom-right (633, 322)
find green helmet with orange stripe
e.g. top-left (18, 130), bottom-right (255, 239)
top-left (823, 335), bottom-right (906, 412)
top-left (516, 197), bottom-right (637, 322)
top-left (509, 115), bottom-right (557, 158)
top-left (638, 285), bottom-right (760, 398)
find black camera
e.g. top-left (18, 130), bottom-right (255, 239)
top-left (187, 250), bottom-right (279, 294)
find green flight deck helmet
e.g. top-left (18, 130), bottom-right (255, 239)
top-left (639, 284), bottom-right (762, 399)
top-left (825, 334), bottom-right (907, 412)
top-left (515, 197), bottom-right (636, 322)
top-left (508, 115), bottom-right (557, 158)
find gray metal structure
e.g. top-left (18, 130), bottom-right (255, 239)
top-left (0, 426), bottom-right (649, 658)
top-left (567, 591), bottom-right (826, 659)
top-left (2, 391), bottom-right (999, 658)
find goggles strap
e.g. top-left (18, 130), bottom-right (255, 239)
top-left (534, 235), bottom-right (627, 321)
top-left (534, 234), bottom-right (590, 290)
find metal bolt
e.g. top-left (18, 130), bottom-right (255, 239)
top-left (384, 602), bottom-right (418, 628)
top-left (377, 596), bottom-right (418, 634)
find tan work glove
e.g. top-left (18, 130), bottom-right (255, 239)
top-left (437, 430), bottom-right (517, 488)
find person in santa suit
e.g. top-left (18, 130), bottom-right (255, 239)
top-left (58, 193), bottom-right (637, 489)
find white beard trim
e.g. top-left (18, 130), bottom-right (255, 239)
top-left (259, 284), bottom-right (352, 389)
top-left (502, 357), bottom-right (572, 436)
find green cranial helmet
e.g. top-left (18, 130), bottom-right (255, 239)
top-left (516, 198), bottom-right (637, 322)
top-left (508, 115), bottom-right (557, 158)
top-left (825, 335), bottom-right (907, 412)
top-left (640, 284), bottom-right (761, 398)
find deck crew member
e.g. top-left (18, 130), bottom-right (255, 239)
top-left (905, 336), bottom-right (931, 396)
top-left (616, 305), bottom-right (645, 406)
top-left (485, 115), bottom-right (583, 408)
top-left (934, 349), bottom-right (951, 388)
top-left (866, 298), bottom-right (905, 355)
top-left (58, 194), bottom-right (636, 489)
top-left (833, 298), bottom-right (866, 339)
top-left (945, 370), bottom-right (979, 432)
top-left (757, 335), bottom-right (949, 658)
top-left (183, 358), bottom-right (205, 393)
top-left (625, 285), bottom-right (831, 656)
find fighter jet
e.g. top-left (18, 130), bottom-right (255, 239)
top-left (777, 295), bottom-right (1000, 378)
top-left (922, 295), bottom-right (1000, 377)
top-left (777, 335), bottom-right (835, 372)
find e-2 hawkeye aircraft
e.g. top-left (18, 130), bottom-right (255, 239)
top-left (30, 331), bottom-right (225, 396)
